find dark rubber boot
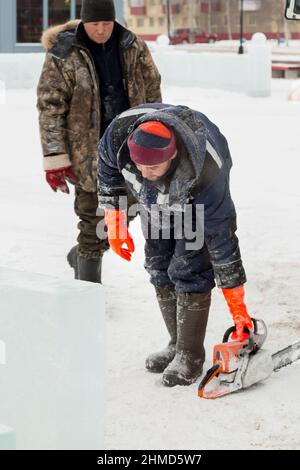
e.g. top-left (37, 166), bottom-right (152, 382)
top-left (67, 246), bottom-right (79, 279)
top-left (77, 256), bottom-right (102, 283)
top-left (67, 246), bottom-right (102, 283)
top-left (162, 292), bottom-right (211, 387)
top-left (145, 285), bottom-right (177, 373)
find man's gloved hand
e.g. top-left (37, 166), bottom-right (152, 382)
top-left (45, 167), bottom-right (79, 194)
top-left (104, 209), bottom-right (135, 261)
top-left (222, 285), bottom-right (253, 341)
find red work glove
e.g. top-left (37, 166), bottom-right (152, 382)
top-left (45, 167), bottom-right (78, 194)
top-left (104, 209), bottom-right (135, 262)
top-left (222, 286), bottom-right (253, 341)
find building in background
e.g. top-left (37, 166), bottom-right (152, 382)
top-left (125, 0), bottom-right (300, 42)
top-left (1, 0), bottom-right (299, 53)
top-left (0, 0), bottom-right (125, 53)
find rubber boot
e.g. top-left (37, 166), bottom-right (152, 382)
top-left (77, 256), bottom-right (102, 283)
top-left (67, 245), bottom-right (79, 279)
top-left (145, 285), bottom-right (177, 373)
top-left (67, 246), bottom-right (102, 283)
top-left (162, 292), bottom-right (211, 387)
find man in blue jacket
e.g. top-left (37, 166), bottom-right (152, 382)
top-left (97, 103), bottom-right (253, 387)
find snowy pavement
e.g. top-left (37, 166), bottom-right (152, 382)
top-left (0, 80), bottom-right (299, 449)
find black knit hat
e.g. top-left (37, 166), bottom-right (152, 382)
top-left (81, 0), bottom-right (116, 23)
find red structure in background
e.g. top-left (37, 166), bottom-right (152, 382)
top-left (130, 6), bottom-right (146, 15)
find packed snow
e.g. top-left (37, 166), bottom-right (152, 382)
top-left (0, 78), bottom-right (299, 450)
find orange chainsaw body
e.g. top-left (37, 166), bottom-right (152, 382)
top-left (198, 318), bottom-right (268, 399)
top-left (213, 339), bottom-right (248, 374)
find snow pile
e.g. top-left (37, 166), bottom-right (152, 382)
top-left (0, 79), bottom-right (299, 449)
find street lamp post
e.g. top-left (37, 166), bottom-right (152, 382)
top-left (238, 0), bottom-right (244, 54)
top-left (166, 0), bottom-right (171, 41)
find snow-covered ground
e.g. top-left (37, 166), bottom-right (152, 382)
top-left (0, 79), bottom-right (299, 450)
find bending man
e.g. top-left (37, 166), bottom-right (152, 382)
top-left (97, 103), bottom-right (253, 387)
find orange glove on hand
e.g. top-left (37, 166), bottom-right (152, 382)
top-left (104, 209), bottom-right (135, 262)
top-left (222, 286), bottom-right (253, 341)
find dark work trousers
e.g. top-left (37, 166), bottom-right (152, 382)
top-left (142, 210), bottom-right (215, 293)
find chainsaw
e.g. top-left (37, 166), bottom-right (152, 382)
top-left (198, 318), bottom-right (300, 399)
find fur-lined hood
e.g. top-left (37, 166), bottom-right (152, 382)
top-left (41, 19), bottom-right (136, 55)
top-left (41, 20), bottom-right (80, 50)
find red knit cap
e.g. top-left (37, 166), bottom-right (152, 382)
top-left (127, 121), bottom-right (177, 166)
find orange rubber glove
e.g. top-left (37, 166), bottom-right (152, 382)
top-left (104, 209), bottom-right (135, 262)
top-left (222, 286), bottom-right (253, 341)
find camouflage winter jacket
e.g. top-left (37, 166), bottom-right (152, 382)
top-left (37, 20), bottom-right (162, 192)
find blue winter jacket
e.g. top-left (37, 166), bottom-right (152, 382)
top-left (97, 103), bottom-right (246, 288)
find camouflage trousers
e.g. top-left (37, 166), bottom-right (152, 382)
top-left (74, 186), bottom-right (137, 259)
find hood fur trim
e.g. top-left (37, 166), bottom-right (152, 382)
top-left (41, 20), bottom-right (81, 50)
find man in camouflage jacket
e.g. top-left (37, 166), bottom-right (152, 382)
top-left (37, 0), bottom-right (162, 282)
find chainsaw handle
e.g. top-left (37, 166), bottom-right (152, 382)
top-left (223, 317), bottom-right (267, 353)
top-left (223, 325), bottom-right (253, 342)
top-left (223, 325), bottom-right (255, 351)
top-left (198, 364), bottom-right (221, 397)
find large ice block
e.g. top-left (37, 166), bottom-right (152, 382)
top-left (152, 33), bottom-right (271, 96)
top-left (0, 53), bottom-right (44, 89)
top-left (0, 41), bottom-right (271, 96)
top-left (0, 424), bottom-right (16, 450)
top-left (0, 267), bottom-right (105, 450)
top-left (0, 79), bottom-right (5, 104)
top-left (247, 33), bottom-right (271, 97)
